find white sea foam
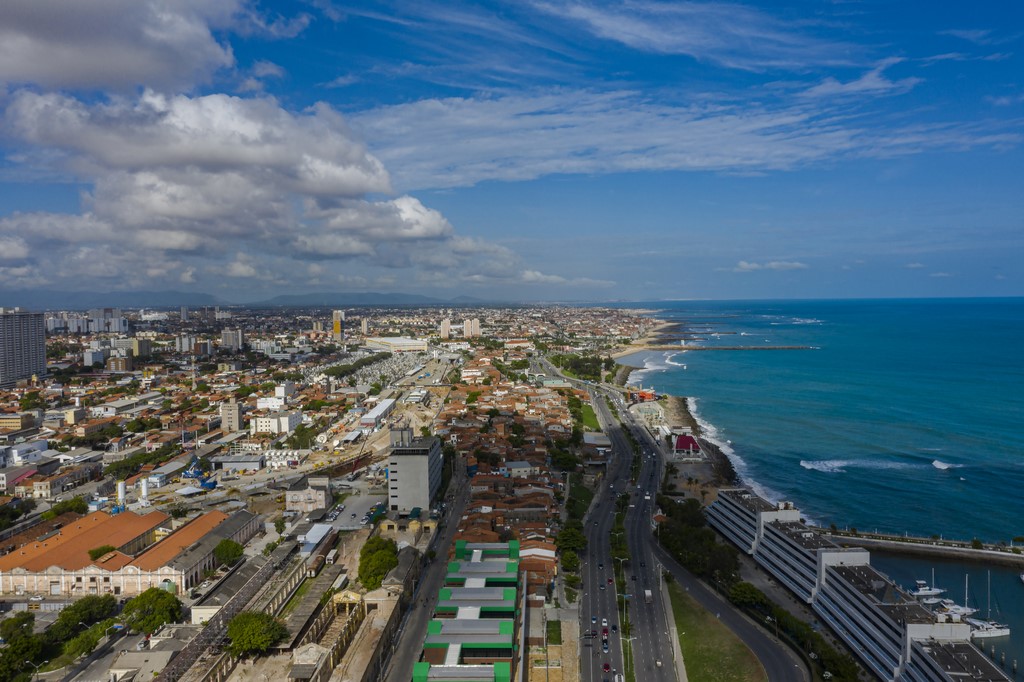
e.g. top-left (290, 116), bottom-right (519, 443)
top-left (664, 352), bottom-right (688, 367)
top-left (800, 459), bottom-right (919, 474)
top-left (931, 460), bottom-right (961, 470)
top-left (688, 397), bottom-right (786, 505)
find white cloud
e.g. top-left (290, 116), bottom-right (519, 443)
top-left (530, 0), bottom-right (852, 71)
top-left (0, 87), bottom-right (562, 295)
top-left (800, 58), bottom-right (922, 99)
top-left (323, 75), bottom-right (359, 89)
top-left (0, 0), bottom-right (240, 91)
top-left (0, 236), bottom-right (29, 260)
top-left (353, 89), bottom-right (1019, 191)
top-left (905, 262), bottom-right (926, 269)
top-left (929, 271), bottom-right (953, 278)
top-left (732, 260), bottom-right (809, 272)
top-left (225, 254), bottom-right (259, 278)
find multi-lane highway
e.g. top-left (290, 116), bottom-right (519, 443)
top-left (549, 359), bottom-right (808, 682)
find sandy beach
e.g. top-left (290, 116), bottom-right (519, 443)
top-left (609, 319), bottom-right (676, 360)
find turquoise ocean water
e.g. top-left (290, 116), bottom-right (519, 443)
top-left (619, 298), bottom-right (1024, 666)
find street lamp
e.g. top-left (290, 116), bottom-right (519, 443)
top-left (24, 660), bottom-right (48, 682)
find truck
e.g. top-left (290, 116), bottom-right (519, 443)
top-left (644, 589), bottom-right (653, 604)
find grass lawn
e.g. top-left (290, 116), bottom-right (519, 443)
top-left (581, 404), bottom-right (600, 430)
top-left (546, 618), bottom-right (562, 645)
top-left (668, 582), bottom-right (767, 682)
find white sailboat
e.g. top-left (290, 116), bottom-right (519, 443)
top-left (968, 571), bottom-right (1010, 640)
top-left (933, 575), bottom-right (978, 617)
top-left (911, 568), bottom-right (946, 598)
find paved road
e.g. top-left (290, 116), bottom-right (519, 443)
top-left (383, 468), bottom-right (471, 682)
top-left (548, 363), bottom-right (809, 682)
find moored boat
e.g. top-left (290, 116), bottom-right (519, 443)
top-left (966, 618), bottom-right (1011, 639)
top-left (911, 579), bottom-right (945, 598)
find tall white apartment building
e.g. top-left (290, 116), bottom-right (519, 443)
top-left (386, 428), bottom-right (443, 513)
top-left (0, 307), bottom-right (46, 388)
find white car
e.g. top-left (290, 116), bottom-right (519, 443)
top-left (601, 618), bottom-right (608, 627)
top-left (29, 594), bottom-right (44, 602)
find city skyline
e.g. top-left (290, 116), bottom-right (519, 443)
top-left (0, 1), bottom-right (1022, 301)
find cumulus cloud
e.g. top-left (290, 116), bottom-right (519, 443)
top-left (0, 0), bottom-right (240, 91)
top-left (0, 87), bottom-right (558, 295)
top-left (0, 236), bottom-right (30, 261)
top-left (731, 260), bottom-right (809, 272)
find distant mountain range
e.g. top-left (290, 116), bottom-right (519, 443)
top-left (0, 289), bottom-right (490, 310)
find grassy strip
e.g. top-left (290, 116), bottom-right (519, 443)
top-left (279, 578), bottom-right (314, 618)
top-left (566, 472), bottom-right (594, 521)
top-left (668, 581), bottom-right (767, 682)
top-left (546, 619), bottom-right (562, 645)
top-left (581, 404), bottom-right (600, 430)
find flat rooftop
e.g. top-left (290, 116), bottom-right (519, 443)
top-left (718, 489), bottom-right (778, 514)
top-left (919, 640), bottom-right (1011, 681)
top-left (831, 564), bottom-right (934, 625)
top-left (769, 521), bottom-right (837, 551)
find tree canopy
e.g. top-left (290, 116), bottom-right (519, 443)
top-left (214, 539), bottom-right (244, 566)
top-left (121, 587), bottom-right (182, 634)
top-left (358, 536), bottom-right (399, 591)
top-left (226, 612), bottom-right (288, 657)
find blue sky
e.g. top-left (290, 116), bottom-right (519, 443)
top-left (0, 1), bottom-right (1021, 301)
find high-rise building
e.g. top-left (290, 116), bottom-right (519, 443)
top-left (180, 306), bottom-right (189, 322)
top-left (463, 318), bottom-right (480, 338)
top-left (386, 428), bottom-right (443, 513)
top-left (360, 318), bottom-right (368, 335)
top-left (332, 310), bottom-right (345, 343)
top-left (220, 398), bottom-right (243, 433)
top-left (0, 307), bottom-right (46, 389)
top-left (439, 319), bottom-right (451, 339)
top-left (220, 329), bottom-right (244, 351)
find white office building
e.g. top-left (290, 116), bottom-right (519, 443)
top-left (387, 428), bottom-right (442, 514)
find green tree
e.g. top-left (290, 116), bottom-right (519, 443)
top-left (561, 549), bottom-right (580, 573)
top-left (226, 612), bottom-right (288, 657)
top-left (121, 587), bottom-right (182, 634)
top-left (19, 390), bottom-right (47, 410)
top-left (274, 517), bottom-right (286, 535)
top-left (214, 539), bottom-right (244, 566)
top-left (358, 536), bottom-right (399, 590)
top-left (728, 582), bottom-right (769, 611)
top-left (555, 526), bottom-right (587, 554)
top-left (88, 545), bottom-right (116, 560)
top-left (40, 495), bottom-right (89, 520)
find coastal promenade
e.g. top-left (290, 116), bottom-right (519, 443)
top-left (820, 529), bottom-right (1024, 567)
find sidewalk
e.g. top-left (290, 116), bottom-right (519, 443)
top-left (659, 578), bottom-right (688, 682)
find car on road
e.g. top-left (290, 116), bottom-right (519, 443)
top-left (602, 628), bottom-right (608, 636)
top-left (602, 643), bottom-right (609, 653)
top-left (591, 616), bottom-right (597, 623)
top-left (611, 624), bottom-right (617, 632)
top-left (598, 563), bottom-right (603, 569)
top-left (631, 575), bottom-right (637, 581)
top-left (28, 594), bottom-right (43, 602)
top-left (599, 584), bottom-right (605, 590)
top-left (601, 618), bottom-right (608, 627)
top-left (603, 663), bottom-right (611, 673)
